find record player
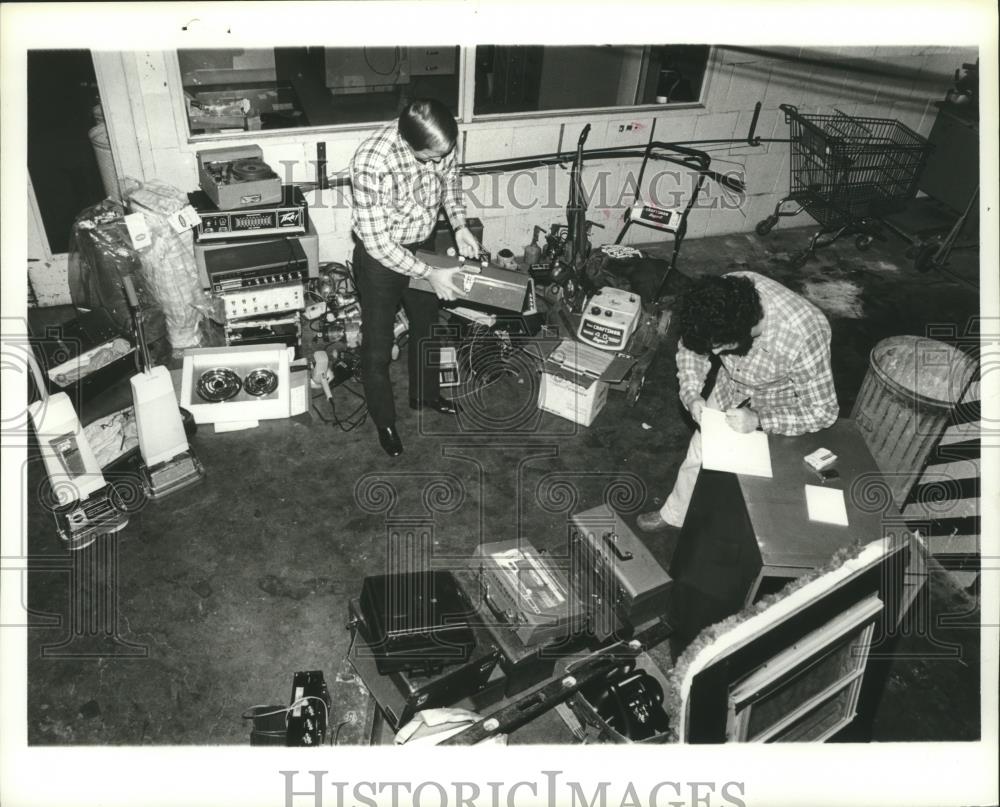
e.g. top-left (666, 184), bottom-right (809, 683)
top-left (196, 145), bottom-right (282, 210)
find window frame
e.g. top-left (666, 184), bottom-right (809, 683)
top-left (726, 594), bottom-right (883, 742)
top-left (172, 46), bottom-right (716, 144)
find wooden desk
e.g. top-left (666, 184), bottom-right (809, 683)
top-left (668, 419), bottom-right (886, 642)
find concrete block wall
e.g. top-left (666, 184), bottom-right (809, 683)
top-left (100, 45), bottom-right (978, 268)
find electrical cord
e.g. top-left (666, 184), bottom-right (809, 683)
top-left (329, 618), bottom-right (364, 746)
top-left (332, 720), bottom-right (351, 746)
top-left (241, 695), bottom-right (330, 727)
top-left (311, 383), bottom-right (368, 432)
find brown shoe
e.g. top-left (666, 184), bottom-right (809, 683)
top-left (636, 511), bottom-right (670, 532)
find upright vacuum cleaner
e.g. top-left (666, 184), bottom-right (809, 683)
top-left (123, 276), bottom-right (205, 500)
top-left (27, 357), bottom-right (130, 550)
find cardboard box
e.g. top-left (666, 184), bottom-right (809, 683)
top-left (30, 308), bottom-right (136, 403)
top-left (196, 145), bottom-right (282, 210)
top-left (537, 339), bottom-right (636, 427)
top-left (179, 344), bottom-right (290, 425)
top-left (412, 250), bottom-right (536, 314)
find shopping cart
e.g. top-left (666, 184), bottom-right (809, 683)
top-left (756, 104), bottom-right (933, 268)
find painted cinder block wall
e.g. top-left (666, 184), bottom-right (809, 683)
top-left (98, 45), bottom-right (977, 265)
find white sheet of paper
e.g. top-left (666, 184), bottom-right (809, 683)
top-left (805, 484), bottom-right (850, 526)
top-left (701, 407), bottom-right (773, 478)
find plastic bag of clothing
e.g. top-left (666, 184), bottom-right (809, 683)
top-left (67, 198), bottom-right (167, 346)
top-left (123, 178), bottom-right (210, 352)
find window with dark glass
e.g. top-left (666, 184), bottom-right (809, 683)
top-left (178, 46), bottom-right (460, 135)
top-left (473, 45), bottom-right (710, 115)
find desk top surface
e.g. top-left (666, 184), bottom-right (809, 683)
top-left (737, 419), bottom-right (887, 571)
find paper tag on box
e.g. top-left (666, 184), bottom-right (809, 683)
top-left (124, 212), bottom-right (152, 250)
top-left (168, 204), bottom-right (201, 234)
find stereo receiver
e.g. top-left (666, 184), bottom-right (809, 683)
top-left (189, 185), bottom-right (307, 242)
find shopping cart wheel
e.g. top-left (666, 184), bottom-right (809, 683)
top-left (626, 373), bottom-right (645, 406)
top-left (655, 308), bottom-right (672, 337)
top-left (755, 215), bottom-right (778, 237)
top-left (854, 234), bottom-right (874, 251)
top-left (789, 251), bottom-right (810, 269)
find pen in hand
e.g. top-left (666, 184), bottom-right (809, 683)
top-left (727, 397), bottom-right (758, 433)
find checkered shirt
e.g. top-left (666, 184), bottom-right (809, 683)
top-left (676, 271), bottom-right (839, 435)
top-left (350, 123), bottom-right (467, 279)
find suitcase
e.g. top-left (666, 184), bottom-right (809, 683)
top-left (348, 599), bottom-right (503, 731)
top-left (358, 571), bottom-right (476, 676)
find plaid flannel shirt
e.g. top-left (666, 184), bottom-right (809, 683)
top-left (350, 123), bottom-right (467, 279)
top-left (676, 271), bottom-right (839, 436)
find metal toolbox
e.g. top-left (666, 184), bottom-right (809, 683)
top-left (412, 250), bottom-right (536, 314)
top-left (454, 568), bottom-right (583, 697)
top-left (570, 505), bottom-right (672, 638)
top-left (473, 539), bottom-right (586, 649)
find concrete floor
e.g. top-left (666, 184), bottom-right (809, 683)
top-left (24, 223), bottom-right (982, 745)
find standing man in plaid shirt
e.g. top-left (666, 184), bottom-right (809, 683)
top-left (637, 272), bottom-right (839, 532)
top-left (350, 99), bottom-right (480, 457)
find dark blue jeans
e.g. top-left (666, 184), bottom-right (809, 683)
top-left (354, 238), bottom-right (440, 428)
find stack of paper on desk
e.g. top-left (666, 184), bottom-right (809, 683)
top-left (701, 407), bottom-right (773, 478)
top-left (805, 485), bottom-right (850, 526)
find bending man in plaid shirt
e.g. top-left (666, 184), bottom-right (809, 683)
top-left (637, 272), bottom-right (839, 532)
top-left (350, 99), bottom-right (480, 457)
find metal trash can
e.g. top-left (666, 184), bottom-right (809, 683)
top-left (851, 335), bottom-right (975, 510)
top-left (88, 123), bottom-right (121, 201)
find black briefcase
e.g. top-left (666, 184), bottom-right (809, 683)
top-left (358, 571), bottom-right (477, 676)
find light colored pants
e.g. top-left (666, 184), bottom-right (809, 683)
top-left (659, 389), bottom-right (719, 527)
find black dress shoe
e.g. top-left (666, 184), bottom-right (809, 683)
top-left (376, 425), bottom-right (403, 457)
top-left (408, 397), bottom-right (459, 416)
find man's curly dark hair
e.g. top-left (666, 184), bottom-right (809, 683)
top-left (677, 275), bottom-right (764, 356)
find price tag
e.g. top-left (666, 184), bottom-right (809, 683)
top-left (124, 212), bottom-right (152, 250)
top-left (168, 204), bottom-right (200, 234)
